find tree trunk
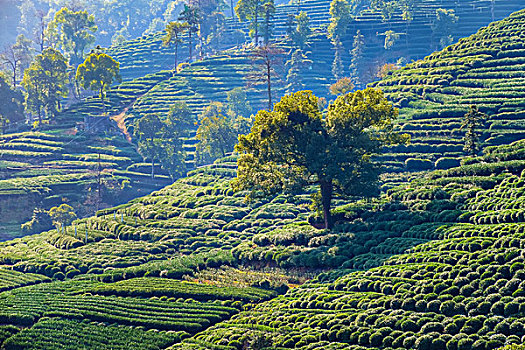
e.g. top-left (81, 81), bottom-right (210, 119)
top-left (254, 10), bottom-right (259, 45)
top-left (151, 158), bottom-right (155, 179)
top-left (320, 180), bottom-right (333, 229)
top-left (175, 42), bottom-right (178, 70)
top-left (231, 0), bottom-right (235, 19)
top-left (189, 30), bottom-right (193, 61)
top-left (267, 60), bottom-right (272, 110)
top-left (264, 11), bottom-right (269, 45)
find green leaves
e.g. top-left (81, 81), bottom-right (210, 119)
top-left (233, 89), bottom-right (408, 228)
top-left (49, 7), bottom-right (97, 64)
top-left (76, 52), bottom-right (121, 100)
top-left (21, 48), bottom-right (69, 121)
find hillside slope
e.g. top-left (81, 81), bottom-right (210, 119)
top-left (373, 8), bottom-right (525, 172)
top-left (2, 130), bottom-right (525, 348)
top-left (108, 0), bottom-right (525, 82)
top-left (0, 72), bottom-right (176, 240)
top-left (172, 142), bottom-right (525, 349)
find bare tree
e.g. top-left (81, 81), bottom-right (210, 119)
top-left (34, 10), bottom-right (48, 53)
top-left (248, 44), bottom-right (285, 110)
top-left (0, 35), bottom-right (34, 88)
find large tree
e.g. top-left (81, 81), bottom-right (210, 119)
top-left (232, 89), bottom-right (409, 229)
top-left (76, 52), bottom-right (121, 103)
top-left (163, 21), bottom-right (190, 70)
top-left (48, 7), bottom-right (97, 64)
top-left (21, 48), bottom-right (68, 123)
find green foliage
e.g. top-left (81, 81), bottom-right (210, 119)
top-left (233, 89), bottom-right (408, 228)
top-left (327, 0), bottom-right (351, 43)
top-left (134, 102), bottom-right (194, 180)
top-left (285, 49), bottom-right (313, 93)
top-left (76, 52), bottom-right (122, 101)
top-left (235, 0), bottom-right (266, 43)
top-left (163, 21), bottom-right (189, 69)
top-left (432, 8), bottom-right (459, 49)
top-left (21, 48), bottom-right (68, 122)
top-left (289, 11), bottom-right (312, 50)
top-left (196, 102), bottom-right (238, 165)
top-left (48, 204), bottom-right (76, 230)
top-left (0, 73), bottom-right (24, 126)
top-left (178, 4), bottom-right (201, 60)
top-left (461, 105), bottom-right (487, 156)
top-left (21, 209), bottom-right (53, 235)
top-left (48, 7), bottom-right (98, 64)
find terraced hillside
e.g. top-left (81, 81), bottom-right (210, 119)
top-left (373, 8), bottom-right (525, 172)
top-left (172, 142), bottom-right (525, 349)
top-left (2, 124), bottom-right (525, 348)
top-left (0, 72), bottom-right (177, 240)
top-left (108, 0), bottom-right (525, 82)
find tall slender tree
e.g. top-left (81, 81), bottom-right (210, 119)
top-left (178, 4), bottom-right (201, 61)
top-left (248, 44), bottom-right (285, 110)
top-left (461, 105), bottom-right (487, 156)
top-left (235, 0), bottom-right (265, 45)
top-left (261, 0), bottom-right (275, 45)
top-left (163, 21), bottom-right (190, 70)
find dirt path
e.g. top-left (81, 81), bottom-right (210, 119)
top-left (111, 107), bottom-right (133, 142)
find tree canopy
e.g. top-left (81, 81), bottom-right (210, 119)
top-left (76, 52), bottom-right (121, 102)
top-left (232, 88), bottom-right (409, 229)
top-left (327, 0), bottom-right (351, 44)
top-left (21, 47), bottom-right (68, 123)
top-left (235, 0), bottom-right (266, 45)
top-left (48, 7), bottom-right (97, 64)
top-left (48, 203), bottom-right (76, 231)
top-left (196, 102), bottom-right (238, 165)
top-left (0, 73), bottom-right (24, 127)
top-left (134, 102), bottom-right (195, 180)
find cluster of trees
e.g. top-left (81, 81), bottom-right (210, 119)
top-left (195, 87), bottom-right (253, 164)
top-left (6, 0), bottom-right (240, 49)
top-left (134, 102), bottom-right (196, 180)
top-left (0, 6), bottom-right (122, 128)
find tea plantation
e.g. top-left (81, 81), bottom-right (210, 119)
top-left (170, 142), bottom-right (525, 349)
top-left (107, 0), bottom-right (525, 82)
top-left (0, 130), bottom-right (525, 348)
top-left (373, 8), bottom-right (525, 172)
